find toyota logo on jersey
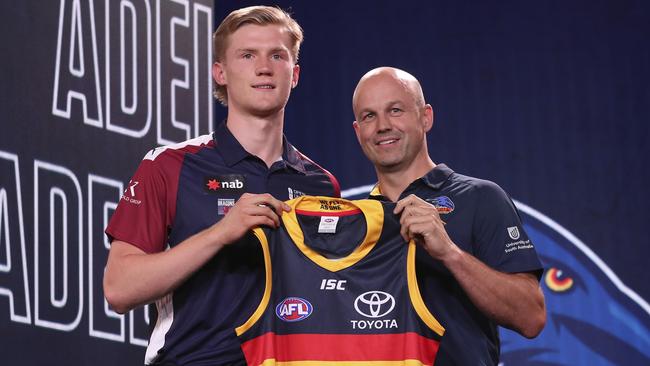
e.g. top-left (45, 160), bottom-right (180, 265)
top-left (354, 291), bottom-right (396, 318)
top-left (275, 297), bottom-right (313, 322)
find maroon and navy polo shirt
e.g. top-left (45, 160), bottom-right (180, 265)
top-left (105, 121), bottom-right (339, 365)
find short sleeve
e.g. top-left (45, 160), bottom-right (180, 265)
top-left (472, 181), bottom-right (543, 278)
top-left (105, 151), bottom-right (179, 253)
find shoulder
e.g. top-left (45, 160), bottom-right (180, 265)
top-left (290, 146), bottom-right (341, 196)
top-left (143, 133), bottom-right (215, 163)
top-left (136, 134), bottom-right (215, 175)
top-left (448, 172), bottom-right (508, 199)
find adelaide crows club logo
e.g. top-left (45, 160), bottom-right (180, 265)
top-left (425, 196), bottom-right (455, 214)
top-left (276, 297), bottom-right (313, 322)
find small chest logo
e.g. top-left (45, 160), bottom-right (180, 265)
top-left (354, 291), bottom-right (395, 318)
top-left (508, 226), bottom-right (521, 240)
top-left (425, 196), bottom-right (455, 214)
top-left (217, 198), bottom-right (235, 215)
top-left (204, 175), bottom-right (246, 193)
top-left (121, 180), bottom-right (142, 205)
top-left (276, 297), bottom-right (313, 322)
top-left (288, 187), bottom-right (305, 199)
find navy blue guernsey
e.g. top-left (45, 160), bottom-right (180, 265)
top-left (237, 196), bottom-right (445, 365)
top-left (105, 122), bottom-right (339, 365)
top-left (369, 164), bottom-right (543, 366)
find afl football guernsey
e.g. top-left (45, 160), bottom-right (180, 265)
top-left (237, 196), bottom-right (445, 365)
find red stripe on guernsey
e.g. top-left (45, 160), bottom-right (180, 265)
top-left (295, 150), bottom-right (341, 197)
top-left (241, 332), bottom-right (439, 365)
top-left (294, 208), bottom-right (362, 217)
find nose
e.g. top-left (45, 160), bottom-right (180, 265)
top-left (255, 57), bottom-right (273, 76)
top-left (375, 113), bottom-right (392, 132)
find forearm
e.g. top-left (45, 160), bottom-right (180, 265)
top-left (440, 247), bottom-right (546, 338)
top-left (103, 227), bottom-right (227, 313)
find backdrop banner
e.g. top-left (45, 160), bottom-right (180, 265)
top-left (1, 1), bottom-right (649, 365)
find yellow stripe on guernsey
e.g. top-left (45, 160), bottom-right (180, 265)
top-left (236, 228), bottom-right (272, 336)
top-left (369, 184), bottom-right (382, 197)
top-left (256, 360), bottom-right (429, 366)
top-left (407, 242), bottom-right (445, 336)
top-left (282, 196), bottom-right (384, 272)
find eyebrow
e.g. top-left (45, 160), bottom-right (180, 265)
top-left (234, 47), bottom-right (289, 54)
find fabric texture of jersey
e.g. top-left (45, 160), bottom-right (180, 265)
top-left (237, 196), bottom-right (445, 366)
top-left (369, 164), bottom-right (543, 366)
top-left (105, 122), bottom-right (340, 365)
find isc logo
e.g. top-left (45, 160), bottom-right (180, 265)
top-left (320, 279), bottom-right (346, 290)
top-left (275, 297), bottom-right (313, 322)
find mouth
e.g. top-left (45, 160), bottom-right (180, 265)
top-left (252, 83), bottom-right (275, 90)
top-left (376, 138), bottom-right (399, 146)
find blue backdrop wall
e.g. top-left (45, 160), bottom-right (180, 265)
top-left (0, 0), bottom-right (648, 364)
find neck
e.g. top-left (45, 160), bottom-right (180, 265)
top-left (376, 155), bottom-right (436, 202)
top-left (226, 109), bottom-right (285, 167)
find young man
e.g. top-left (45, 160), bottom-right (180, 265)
top-left (104, 6), bottom-right (339, 365)
top-left (352, 67), bottom-right (546, 364)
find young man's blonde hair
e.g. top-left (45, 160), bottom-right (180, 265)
top-left (212, 6), bottom-right (304, 106)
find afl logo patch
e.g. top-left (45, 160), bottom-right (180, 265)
top-left (276, 297), bottom-right (313, 322)
top-left (426, 196), bottom-right (455, 214)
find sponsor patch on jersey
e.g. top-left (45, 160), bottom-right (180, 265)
top-left (217, 198), bottom-right (235, 215)
top-left (354, 291), bottom-right (395, 318)
top-left (121, 180), bottom-right (142, 205)
top-left (425, 196), bottom-right (455, 214)
top-left (276, 297), bottom-right (313, 322)
top-left (204, 175), bottom-right (246, 193)
top-left (504, 226), bottom-right (533, 254)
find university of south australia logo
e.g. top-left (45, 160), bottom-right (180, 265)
top-left (507, 226), bottom-right (520, 240)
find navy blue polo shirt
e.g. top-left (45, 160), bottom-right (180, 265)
top-left (106, 121), bottom-right (339, 365)
top-left (369, 164), bottom-right (543, 366)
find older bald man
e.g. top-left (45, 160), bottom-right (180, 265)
top-left (352, 67), bottom-right (546, 365)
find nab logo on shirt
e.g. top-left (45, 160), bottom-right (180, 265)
top-left (204, 175), bottom-right (246, 193)
top-left (275, 297), bottom-right (313, 322)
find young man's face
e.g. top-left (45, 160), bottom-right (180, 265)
top-left (213, 24), bottom-right (300, 117)
top-left (353, 74), bottom-right (432, 173)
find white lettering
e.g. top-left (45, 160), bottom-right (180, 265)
top-left (157, 0), bottom-right (213, 144)
top-left (34, 160), bottom-right (84, 332)
top-left (52, 0), bottom-right (212, 143)
top-left (0, 152), bottom-right (151, 346)
top-left (88, 175), bottom-right (124, 342)
top-left (320, 279), bottom-right (346, 290)
top-left (52, 0), bottom-right (104, 127)
top-left (350, 319), bottom-right (398, 330)
top-left (0, 151), bottom-right (31, 324)
top-left (105, 0), bottom-right (153, 138)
